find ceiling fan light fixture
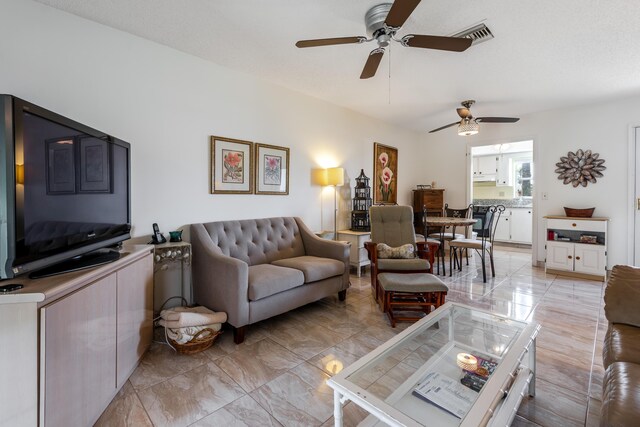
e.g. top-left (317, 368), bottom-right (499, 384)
top-left (458, 119), bottom-right (479, 136)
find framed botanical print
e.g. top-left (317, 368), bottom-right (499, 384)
top-left (373, 142), bottom-right (398, 204)
top-left (46, 137), bottom-right (76, 195)
top-left (210, 136), bottom-right (253, 194)
top-left (78, 136), bottom-right (111, 193)
top-left (255, 143), bottom-right (289, 195)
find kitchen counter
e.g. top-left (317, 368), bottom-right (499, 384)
top-left (473, 198), bottom-right (532, 208)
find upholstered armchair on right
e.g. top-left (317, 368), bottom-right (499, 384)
top-left (364, 205), bottom-right (437, 305)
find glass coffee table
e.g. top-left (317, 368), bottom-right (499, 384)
top-left (327, 302), bottom-right (540, 427)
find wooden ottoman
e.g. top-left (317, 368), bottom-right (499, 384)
top-left (377, 272), bottom-right (448, 327)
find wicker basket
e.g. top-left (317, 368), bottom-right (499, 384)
top-left (563, 207), bottom-right (595, 218)
top-left (167, 328), bottom-right (221, 355)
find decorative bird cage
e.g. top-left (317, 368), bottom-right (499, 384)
top-left (351, 169), bottom-right (372, 231)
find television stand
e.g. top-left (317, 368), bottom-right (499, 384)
top-left (29, 249), bottom-right (121, 279)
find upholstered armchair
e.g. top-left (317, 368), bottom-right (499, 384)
top-left (364, 205), bottom-right (437, 305)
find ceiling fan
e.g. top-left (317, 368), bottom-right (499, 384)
top-left (429, 100), bottom-right (520, 136)
top-left (295, 0), bottom-right (472, 79)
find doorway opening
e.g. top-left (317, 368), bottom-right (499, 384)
top-left (469, 140), bottom-right (534, 250)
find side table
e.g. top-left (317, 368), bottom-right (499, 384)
top-left (337, 230), bottom-right (371, 277)
top-left (152, 242), bottom-right (192, 311)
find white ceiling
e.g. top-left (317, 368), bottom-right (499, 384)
top-left (33, 0), bottom-right (640, 132)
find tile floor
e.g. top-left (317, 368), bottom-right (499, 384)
top-left (96, 247), bottom-right (606, 426)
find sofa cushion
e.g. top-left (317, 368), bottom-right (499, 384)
top-left (600, 362), bottom-right (640, 426)
top-left (248, 264), bottom-right (304, 301)
top-left (603, 323), bottom-right (640, 368)
top-left (378, 258), bottom-right (430, 271)
top-left (272, 256), bottom-right (345, 283)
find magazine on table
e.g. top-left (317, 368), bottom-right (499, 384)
top-left (412, 372), bottom-right (477, 419)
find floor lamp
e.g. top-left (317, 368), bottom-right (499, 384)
top-left (325, 167), bottom-right (344, 240)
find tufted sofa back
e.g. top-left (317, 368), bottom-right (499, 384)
top-left (201, 217), bottom-right (306, 266)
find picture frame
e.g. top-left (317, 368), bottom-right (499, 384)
top-left (255, 143), bottom-right (289, 195)
top-left (373, 142), bottom-right (398, 204)
top-left (78, 136), bottom-right (112, 193)
top-left (210, 136), bottom-right (253, 194)
top-left (46, 137), bottom-right (76, 195)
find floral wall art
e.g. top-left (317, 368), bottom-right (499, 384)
top-left (373, 142), bottom-right (398, 204)
top-left (210, 136), bottom-right (253, 194)
top-left (255, 143), bottom-right (289, 195)
top-left (222, 150), bottom-right (244, 183)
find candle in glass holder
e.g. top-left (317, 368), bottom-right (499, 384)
top-left (456, 352), bottom-right (478, 372)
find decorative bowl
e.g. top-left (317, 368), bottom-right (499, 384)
top-left (564, 207), bottom-right (595, 218)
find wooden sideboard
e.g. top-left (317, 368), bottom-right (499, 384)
top-left (412, 189), bottom-right (445, 236)
top-left (0, 246), bottom-right (153, 427)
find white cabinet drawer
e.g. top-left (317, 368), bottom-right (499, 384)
top-left (546, 219), bottom-right (606, 233)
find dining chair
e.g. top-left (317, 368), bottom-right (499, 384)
top-left (449, 205), bottom-right (505, 282)
top-left (421, 207), bottom-right (445, 275)
top-left (427, 203), bottom-right (473, 273)
top-left (364, 205), bottom-right (437, 306)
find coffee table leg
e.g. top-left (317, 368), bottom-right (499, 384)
top-left (334, 390), bottom-right (344, 426)
top-left (528, 337), bottom-right (536, 397)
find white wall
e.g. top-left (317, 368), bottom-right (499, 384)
top-left (422, 96), bottom-right (640, 267)
top-left (0, 0), bottom-right (423, 240)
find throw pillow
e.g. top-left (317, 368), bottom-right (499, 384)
top-left (377, 243), bottom-right (415, 259)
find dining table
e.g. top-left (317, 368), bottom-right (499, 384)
top-left (424, 217), bottom-right (477, 275)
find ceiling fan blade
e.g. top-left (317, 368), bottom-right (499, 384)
top-left (295, 36), bottom-right (366, 48)
top-left (476, 117), bottom-right (520, 123)
top-left (429, 121), bottom-right (460, 133)
top-left (402, 34), bottom-right (472, 52)
top-left (456, 107), bottom-right (471, 119)
top-left (360, 48), bottom-right (385, 79)
top-left (384, 0), bottom-right (421, 28)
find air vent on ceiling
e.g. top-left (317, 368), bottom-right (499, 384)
top-left (451, 23), bottom-right (494, 46)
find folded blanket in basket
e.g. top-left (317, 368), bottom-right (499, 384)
top-left (160, 306), bottom-right (227, 328)
top-left (158, 321), bottom-right (222, 345)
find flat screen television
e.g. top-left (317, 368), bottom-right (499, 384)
top-left (0, 95), bottom-right (131, 279)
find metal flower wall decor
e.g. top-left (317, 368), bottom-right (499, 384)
top-left (555, 149), bottom-right (606, 187)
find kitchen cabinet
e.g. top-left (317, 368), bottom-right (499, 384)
top-left (510, 208), bottom-right (533, 243)
top-left (494, 214), bottom-right (511, 242)
top-left (544, 216), bottom-right (608, 280)
top-left (493, 208), bottom-right (532, 244)
top-left (496, 155), bottom-right (513, 186)
top-left (473, 156), bottom-right (497, 181)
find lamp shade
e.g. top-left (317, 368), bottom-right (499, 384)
top-left (458, 119), bottom-right (479, 136)
top-left (326, 167), bottom-right (344, 186)
top-left (16, 164), bottom-right (24, 185)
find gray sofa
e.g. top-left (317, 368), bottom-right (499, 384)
top-left (191, 217), bottom-right (350, 343)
